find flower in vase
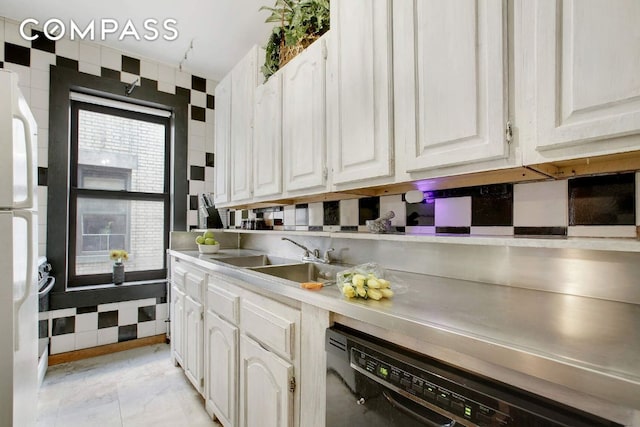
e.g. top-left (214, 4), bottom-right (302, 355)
top-left (109, 249), bottom-right (129, 264)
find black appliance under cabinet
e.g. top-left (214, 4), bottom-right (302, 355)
top-left (326, 325), bottom-right (622, 427)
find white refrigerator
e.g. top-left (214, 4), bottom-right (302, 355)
top-left (0, 69), bottom-right (39, 427)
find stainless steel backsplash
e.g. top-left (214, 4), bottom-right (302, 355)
top-left (240, 233), bottom-right (640, 305)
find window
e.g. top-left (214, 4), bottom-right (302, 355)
top-left (68, 101), bottom-right (171, 286)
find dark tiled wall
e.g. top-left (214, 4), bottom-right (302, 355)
top-left (1, 20), bottom-right (216, 233)
top-left (42, 297), bottom-right (168, 355)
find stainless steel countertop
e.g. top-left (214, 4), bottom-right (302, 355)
top-left (170, 249), bottom-right (640, 419)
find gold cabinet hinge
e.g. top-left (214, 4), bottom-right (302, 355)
top-left (289, 376), bottom-right (296, 393)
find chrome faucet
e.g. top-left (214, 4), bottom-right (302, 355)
top-left (281, 237), bottom-right (334, 264)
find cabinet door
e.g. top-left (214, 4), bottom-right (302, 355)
top-left (171, 286), bottom-right (185, 366)
top-left (239, 335), bottom-right (294, 427)
top-left (230, 46), bottom-right (259, 202)
top-left (394, 0), bottom-right (508, 171)
top-left (185, 295), bottom-right (204, 393)
top-left (253, 73), bottom-right (283, 198)
top-left (329, 0), bottom-right (394, 184)
top-left (283, 38), bottom-right (327, 193)
top-left (214, 74), bottom-right (232, 205)
top-left (523, 0), bottom-right (640, 163)
top-left (205, 311), bottom-right (238, 427)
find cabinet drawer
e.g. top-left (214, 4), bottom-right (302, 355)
top-left (171, 265), bottom-right (187, 291)
top-left (185, 271), bottom-right (205, 302)
top-left (241, 298), bottom-right (299, 361)
top-left (207, 283), bottom-right (240, 325)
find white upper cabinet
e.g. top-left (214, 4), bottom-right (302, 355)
top-left (283, 36), bottom-right (328, 194)
top-left (230, 46), bottom-right (259, 202)
top-left (253, 72), bottom-right (283, 198)
top-left (213, 74), bottom-right (231, 206)
top-left (328, 1), bottom-right (394, 185)
top-left (394, 0), bottom-right (508, 172)
top-left (520, 0), bottom-right (640, 164)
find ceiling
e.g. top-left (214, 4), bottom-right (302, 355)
top-left (0, 0), bottom-right (275, 81)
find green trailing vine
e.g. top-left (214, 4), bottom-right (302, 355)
top-left (260, 0), bottom-right (330, 81)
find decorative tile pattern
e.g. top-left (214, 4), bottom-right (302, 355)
top-left (4, 42), bottom-right (30, 66)
top-left (514, 181), bottom-right (568, 227)
top-left (76, 305), bottom-right (97, 314)
top-left (118, 325), bottom-right (137, 342)
top-left (121, 55), bottom-right (140, 75)
top-left (435, 197), bottom-right (471, 228)
top-left (138, 305), bottom-right (156, 322)
top-left (569, 173), bottom-right (635, 225)
top-left (39, 319), bottom-right (48, 339)
top-left (98, 311), bottom-right (118, 329)
top-left (323, 201), bottom-right (340, 226)
top-left (295, 204), bottom-right (309, 226)
top-left (406, 201), bottom-right (435, 226)
top-left (31, 30), bottom-right (55, 54)
top-left (52, 316), bottom-right (75, 336)
top-left (358, 197), bottom-right (380, 225)
top-left (42, 298), bottom-right (169, 354)
top-left (471, 184), bottom-right (513, 226)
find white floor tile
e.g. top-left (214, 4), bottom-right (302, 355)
top-left (38, 344), bottom-right (217, 427)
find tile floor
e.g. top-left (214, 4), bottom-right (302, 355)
top-left (37, 344), bottom-right (218, 427)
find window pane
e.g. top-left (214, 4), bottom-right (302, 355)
top-left (75, 197), bottom-right (165, 276)
top-left (77, 109), bottom-right (166, 193)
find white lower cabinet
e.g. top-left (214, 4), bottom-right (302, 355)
top-left (171, 258), bottom-right (306, 426)
top-left (239, 335), bottom-right (294, 427)
top-left (170, 257), bottom-right (206, 394)
top-left (170, 285), bottom-right (185, 366)
top-left (184, 295), bottom-right (204, 393)
top-left (205, 310), bottom-right (238, 427)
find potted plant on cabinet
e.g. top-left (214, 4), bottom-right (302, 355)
top-left (260, 0), bottom-right (330, 81)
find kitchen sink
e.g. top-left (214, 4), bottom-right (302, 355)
top-left (214, 255), bottom-right (298, 268)
top-left (249, 262), bottom-right (341, 283)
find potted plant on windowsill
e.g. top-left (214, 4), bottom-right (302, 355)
top-left (260, 0), bottom-right (330, 81)
top-left (110, 249), bottom-right (128, 285)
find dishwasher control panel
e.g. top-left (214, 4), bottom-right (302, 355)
top-left (350, 346), bottom-right (511, 426)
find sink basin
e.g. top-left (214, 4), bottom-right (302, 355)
top-left (250, 263), bottom-right (341, 283)
top-left (214, 255), bottom-right (298, 268)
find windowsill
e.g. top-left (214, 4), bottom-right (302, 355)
top-left (66, 279), bottom-right (167, 292)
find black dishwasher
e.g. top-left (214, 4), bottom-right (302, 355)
top-left (326, 326), bottom-right (622, 427)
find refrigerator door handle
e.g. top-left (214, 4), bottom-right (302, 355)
top-left (13, 210), bottom-right (35, 351)
top-left (13, 104), bottom-right (35, 210)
